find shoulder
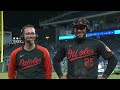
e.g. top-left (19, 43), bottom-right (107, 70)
top-left (62, 39), bottom-right (74, 45)
top-left (87, 38), bottom-right (104, 44)
top-left (85, 38), bottom-right (107, 48)
top-left (11, 46), bottom-right (22, 56)
top-left (87, 38), bottom-right (99, 41)
top-left (36, 45), bottom-right (48, 52)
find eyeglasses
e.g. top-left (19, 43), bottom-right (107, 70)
top-left (24, 32), bottom-right (36, 35)
top-left (74, 25), bottom-right (87, 30)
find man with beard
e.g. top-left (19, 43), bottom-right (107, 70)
top-left (53, 18), bottom-right (118, 79)
top-left (8, 24), bottom-right (52, 79)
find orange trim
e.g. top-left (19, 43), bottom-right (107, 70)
top-left (36, 45), bottom-right (52, 79)
top-left (8, 47), bottom-right (22, 79)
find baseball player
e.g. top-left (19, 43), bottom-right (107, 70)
top-left (53, 18), bottom-right (118, 79)
top-left (8, 24), bottom-right (52, 79)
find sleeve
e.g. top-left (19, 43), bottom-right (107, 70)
top-left (102, 54), bottom-right (118, 78)
top-left (98, 40), bottom-right (114, 60)
top-left (44, 48), bottom-right (52, 79)
top-left (8, 51), bottom-right (17, 79)
top-left (53, 43), bottom-right (66, 78)
top-left (98, 40), bottom-right (118, 78)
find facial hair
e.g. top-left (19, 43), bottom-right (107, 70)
top-left (75, 30), bottom-right (86, 38)
top-left (26, 40), bottom-right (31, 44)
top-left (25, 37), bottom-right (35, 44)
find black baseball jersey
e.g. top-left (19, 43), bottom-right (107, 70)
top-left (8, 45), bottom-right (52, 79)
top-left (53, 37), bottom-right (116, 79)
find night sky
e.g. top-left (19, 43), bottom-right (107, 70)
top-left (3, 11), bottom-right (65, 29)
top-left (3, 11), bottom-right (65, 43)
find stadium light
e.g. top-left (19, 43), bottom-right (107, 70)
top-left (114, 30), bottom-right (120, 34)
top-left (59, 29), bottom-right (120, 40)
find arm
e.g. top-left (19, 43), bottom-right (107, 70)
top-left (53, 57), bottom-right (64, 78)
top-left (53, 44), bottom-right (66, 79)
top-left (102, 54), bottom-right (118, 79)
top-left (98, 41), bottom-right (118, 79)
top-left (44, 49), bottom-right (52, 79)
top-left (8, 52), bottom-right (17, 79)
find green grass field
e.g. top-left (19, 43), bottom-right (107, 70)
top-left (0, 72), bottom-right (120, 79)
top-left (0, 72), bottom-right (59, 79)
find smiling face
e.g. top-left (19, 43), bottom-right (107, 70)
top-left (23, 27), bottom-right (36, 44)
top-left (73, 24), bottom-right (87, 38)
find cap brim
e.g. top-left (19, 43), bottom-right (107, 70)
top-left (73, 24), bottom-right (87, 28)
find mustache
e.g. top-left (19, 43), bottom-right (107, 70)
top-left (76, 31), bottom-right (85, 34)
top-left (26, 40), bottom-right (31, 43)
top-left (25, 37), bottom-right (35, 43)
top-left (27, 37), bottom-right (36, 39)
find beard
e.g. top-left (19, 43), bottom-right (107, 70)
top-left (74, 29), bottom-right (86, 37)
top-left (25, 37), bottom-right (35, 44)
top-left (26, 40), bottom-right (31, 44)
top-left (75, 32), bottom-right (86, 38)
top-left (25, 40), bottom-right (34, 46)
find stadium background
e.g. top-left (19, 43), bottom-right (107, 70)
top-left (0, 11), bottom-right (120, 79)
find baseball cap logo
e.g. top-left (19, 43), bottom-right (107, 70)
top-left (79, 22), bottom-right (83, 24)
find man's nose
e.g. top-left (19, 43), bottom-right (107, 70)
top-left (77, 29), bottom-right (82, 32)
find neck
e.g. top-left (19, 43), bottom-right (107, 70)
top-left (24, 42), bottom-right (36, 51)
top-left (75, 37), bottom-right (86, 43)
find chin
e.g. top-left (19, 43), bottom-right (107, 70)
top-left (26, 40), bottom-right (33, 43)
top-left (77, 35), bottom-right (84, 38)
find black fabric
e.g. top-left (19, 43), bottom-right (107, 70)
top-left (53, 38), bottom-right (118, 79)
top-left (15, 46), bottom-right (45, 79)
top-left (102, 54), bottom-right (118, 78)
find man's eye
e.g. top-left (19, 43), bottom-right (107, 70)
top-left (31, 33), bottom-right (35, 35)
top-left (25, 33), bottom-right (35, 35)
top-left (25, 33), bottom-right (30, 35)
